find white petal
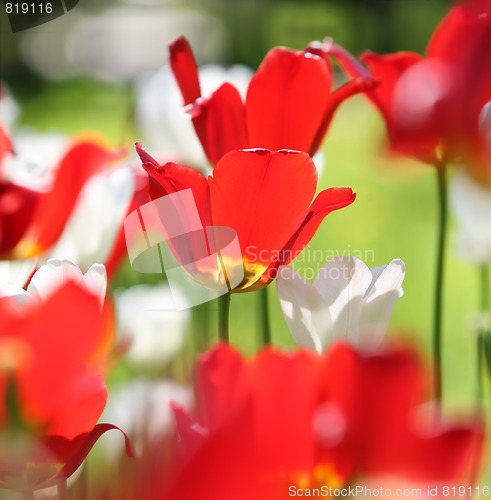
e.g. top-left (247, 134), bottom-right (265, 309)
top-left (115, 284), bottom-right (190, 368)
top-left (276, 265), bottom-right (332, 353)
top-left (0, 259), bottom-right (37, 288)
top-left (81, 264), bottom-right (107, 307)
top-left (313, 256), bottom-right (372, 343)
top-left (48, 165), bottom-right (135, 270)
top-left (0, 284), bottom-right (30, 306)
top-left (25, 259), bottom-right (107, 305)
top-left (27, 259), bottom-right (83, 302)
top-left (450, 168), bottom-right (491, 263)
top-left (359, 259), bottom-right (406, 346)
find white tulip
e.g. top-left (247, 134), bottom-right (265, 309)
top-left (276, 256), bottom-right (405, 353)
top-left (0, 259), bottom-right (107, 307)
top-left (450, 168), bottom-right (491, 264)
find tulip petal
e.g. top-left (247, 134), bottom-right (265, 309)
top-left (24, 142), bottom-right (124, 255)
top-left (136, 144), bottom-right (211, 228)
top-left (209, 149), bottom-right (317, 269)
top-left (169, 36), bottom-right (202, 106)
top-left (276, 265), bottom-right (332, 353)
top-left (48, 166), bottom-right (135, 271)
top-left (195, 343), bottom-right (247, 432)
top-left (359, 259), bottom-right (406, 344)
top-left (27, 259), bottom-right (84, 302)
top-left (16, 283), bottom-right (111, 436)
top-left (245, 47), bottom-right (333, 154)
top-left (450, 168), bottom-right (491, 263)
top-left (41, 423), bottom-right (134, 488)
top-left (274, 188), bottom-right (356, 272)
top-left (26, 260), bottom-right (107, 307)
top-left (313, 256), bottom-right (372, 343)
top-left (190, 83), bottom-right (248, 165)
top-left (360, 51), bottom-right (423, 127)
top-left (0, 182), bottom-right (39, 257)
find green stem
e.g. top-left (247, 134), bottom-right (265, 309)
top-left (57, 480), bottom-right (68, 500)
top-left (477, 265), bottom-right (490, 406)
top-left (481, 265), bottom-right (490, 318)
top-left (433, 165), bottom-right (448, 404)
top-left (258, 287), bottom-right (271, 347)
top-left (218, 293), bottom-right (231, 343)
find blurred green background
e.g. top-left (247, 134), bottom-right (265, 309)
top-left (0, 0), bottom-right (487, 416)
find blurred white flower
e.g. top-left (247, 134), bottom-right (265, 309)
top-left (115, 283), bottom-right (190, 369)
top-left (63, 6), bottom-right (226, 83)
top-left (135, 64), bottom-right (252, 168)
top-left (101, 379), bottom-right (193, 459)
top-left (0, 259), bottom-right (37, 289)
top-left (0, 86), bottom-right (19, 128)
top-left (47, 164), bottom-right (135, 271)
top-left (276, 256), bottom-right (406, 353)
top-left (0, 259), bottom-right (107, 307)
top-left (450, 168), bottom-right (491, 264)
top-left (2, 130), bottom-right (67, 189)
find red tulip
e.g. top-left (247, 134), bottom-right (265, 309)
top-left (165, 343), bottom-right (482, 500)
top-left (169, 36), bottom-right (375, 166)
top-left (337, 0), bottom-right (491, 181)
top-left (0, 282), bottom-right (133, 492)
top-left (0, 140), bottom-right (124, 259)
top-left (136, 145), bottom-right (355, 291)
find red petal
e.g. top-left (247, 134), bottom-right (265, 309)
top-left (360, 51), bottom-right (423, 128)
top-left (195, 343), bottom-right (248, 431)
top-left (16, 283), bottom-right (111, 438)
top-left (209, 149), bottom-right (317, 267)
top-left (250, 349), bottom-right (324, 474)
top-left (360, 51), bottom-right (442, 163)
top-left (104, 167), bottom-right (150, 278)
top-left (169, 36), bottom-right (202, 106)
top-left (172, 403), bottom-right (209, 458)
top-left (25, 142), bottom-right (124, 254)
top-left (168, 401), bottom-right (259, 500)
top-left (0, 182), bottom-right (39, 257)
top-left (323, 343), bottom-right (483, 483)
top-left (42, 423), bottom-right (134, 488)
top-left (137, 144), bottom-right (211, 227)
top-left (192, 83), bottom-right (249, 165)
top-left (427, 0), bottom-right (491, 178)
top-left (263, 187), bottom-right (355, 281)
top-left (245, 48), bottom-right (333, 155)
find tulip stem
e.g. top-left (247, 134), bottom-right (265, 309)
top-left (57, 480), bottom-right (68, 500)
top-left (218, 293), bottom-right (231, 343)
top-left (258, 287), bottom-right (271, 347)
top-left (477, 265), bottom-right (490, 405)
top-left (433, 164), bottom-right (448, 405)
